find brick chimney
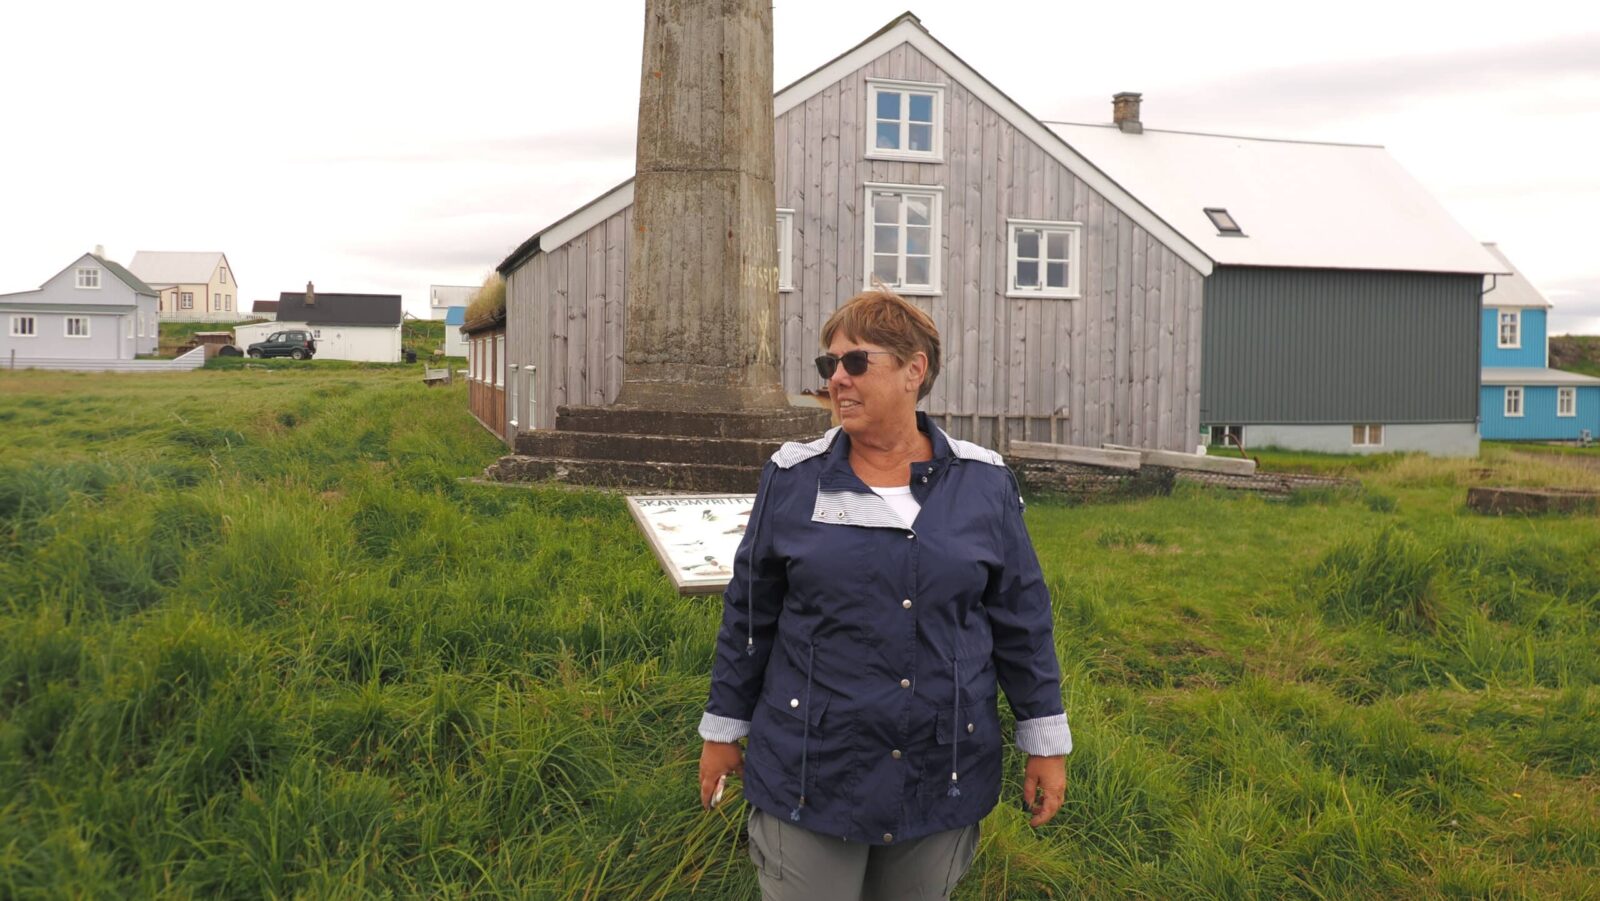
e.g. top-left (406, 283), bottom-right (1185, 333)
top-left (1113, 92), bottom-right (1143, 134)
top-left (305, 280), bottom-right (316, 307)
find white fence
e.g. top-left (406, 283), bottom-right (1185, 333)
top-left (4, 347), bottom-right (207, 373)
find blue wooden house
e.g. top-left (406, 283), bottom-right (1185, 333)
top-left (1479, 243), bottom-right (1600, 442)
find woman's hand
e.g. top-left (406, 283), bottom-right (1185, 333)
top-left (699, 740), bottom-right (744, 809)
top-left (1022, 755), bottom-right (1067, 827)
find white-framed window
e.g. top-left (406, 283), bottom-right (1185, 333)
top-left (1504, 386), bottom-right (1524, 417)
top-left (312, 329), bottom-right (321, 339)
top-left (1006, 220), bottom-right (1082, 299)
top-left (776, 209), bottom-right (795, 292)
top-left (180, 292), bottom-right (194, 310)
top-left (864, 183), bottom-right (942, 295)
top-left (866, 79), bottom-right (943, 161)
top-left (225, 294), bottom-right (232, 311)
top-left (1207, 425), bottom-right (1242, 448)
top-left (65, 316), bottom-right (90, 338)
top-left (471, 338), bottom-right (480, 381)
top-left (1498, 309), bottom-right (1521, 348)
top-left (220, 266), bottom-right (228, 285)
top-left (126, 316), bottom-right (134, 340)
top-left (76, 267), bottom-right (100, 289)
top-left (1352, 424), bottom-right (1384, 447)
top-left (10, 315), bottom-right (36, 337)
top-left (213, 293), bottom-right (220, 310)
top-left (1558, 387), bottom-right (1576, 418)
top-left (495, 335), bottom-right (505, 387)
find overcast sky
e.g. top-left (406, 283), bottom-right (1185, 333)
top-left (3, 0), bottom-right (1597, 332)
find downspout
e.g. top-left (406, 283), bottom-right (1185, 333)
top-left (1477, 275), bottom-right (1496, 433)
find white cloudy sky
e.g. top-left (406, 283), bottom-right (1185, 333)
top-left (3, 0), bottom-right (1598, 332)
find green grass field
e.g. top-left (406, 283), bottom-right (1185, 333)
top-left (1, 367), bottom-right (1597, 898)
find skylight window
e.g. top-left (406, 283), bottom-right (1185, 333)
top-left (1204, 208), bottom-right (1243, 236)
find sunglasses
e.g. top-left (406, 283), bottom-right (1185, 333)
top-left (815, 350), bottom-right (898, 380)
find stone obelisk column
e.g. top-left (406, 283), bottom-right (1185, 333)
top-left (615, 0), bottom-right (787, 411)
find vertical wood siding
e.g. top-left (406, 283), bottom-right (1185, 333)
top-left (505, 43), bottom-right (1202, 450)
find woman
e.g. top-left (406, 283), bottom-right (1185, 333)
top-left (697, 291), bottom-right (1070, 900)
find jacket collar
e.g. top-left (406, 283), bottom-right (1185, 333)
top-left (818, 412), bottom-right (954, 491)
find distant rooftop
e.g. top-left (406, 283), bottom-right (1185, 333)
top-left (1044, 121), bottom-right (1506, 275)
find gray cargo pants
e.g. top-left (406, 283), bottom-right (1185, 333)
top-left (747, 808), bottom-right (979, 901)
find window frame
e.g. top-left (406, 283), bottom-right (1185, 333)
top-left (64, 316), bottom-right (91, 338)
top-left (863, 183), bottom-right (944, 296)
top-left (180, 292), bottom-right (194, 310)
top-left (865, 78), bottom-right (945, 163)
top-left (1504, 386), bottom-right (1524, 418)
top-left (1352, 424), bottom-right (1384, 447)
top-left (75, 267), bottom-right (100, 289)
top-left (1557, 386), bottom-right (1576, 418)
top-left (1006, 219), bottom-right (1083, 299)
top-left (495, 335), bottom-right (505, 388)
top-left (776, 209), bottom-right (795, 292)
top-left (220, 266), bottom-right (228, 285)
top-left (10, 315), bottom-right (36, 337)
top-left (1497, 308), bottom-right (1521, 349)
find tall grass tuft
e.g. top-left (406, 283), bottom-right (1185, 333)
top-left (1301, 526), bottom-right (1439, 632)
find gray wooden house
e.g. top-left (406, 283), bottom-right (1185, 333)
top-left (1050, 117), bottom-right (1505, 457)
top-left (0, 252), bottom-right (161, 366)
top-left (496, 13), bottom-right (1213, 452)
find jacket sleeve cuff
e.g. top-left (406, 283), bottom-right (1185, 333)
top-left (1016, 714), bottom-right (1072, 756)
top-left (699, 712), bottom-right (751, 743)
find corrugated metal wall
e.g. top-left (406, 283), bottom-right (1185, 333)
top-left (1201, 267), bottom-right (1481, 424)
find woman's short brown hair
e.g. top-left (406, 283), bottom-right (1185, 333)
top-left (821, 290), bottom-right (941, 400)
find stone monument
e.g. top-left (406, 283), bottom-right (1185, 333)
top-left (486, 0), bottom-right (830, 492)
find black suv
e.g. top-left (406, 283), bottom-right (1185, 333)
top-left (247, 330), bottom-right (317, 360)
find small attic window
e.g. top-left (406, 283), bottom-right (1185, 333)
top-left (1205, 208), bottom-right (1243, 236)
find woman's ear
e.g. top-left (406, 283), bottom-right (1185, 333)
top-left (906, 351), bottom-right (927, 394)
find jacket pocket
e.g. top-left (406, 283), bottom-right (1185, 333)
top-left (936, 702), bottom-right (996, 746)
top-left (762, 683), bottom-right (832, 728)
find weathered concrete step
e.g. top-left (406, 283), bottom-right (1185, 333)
top-left (485, 455), bottom-right (763, 494)
top-left (515, 430), bottom-right (785, 467)
top-left (555, 404), bottom-right (831, 440)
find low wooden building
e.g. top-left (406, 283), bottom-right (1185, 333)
top-left (463, 311), bottom-right (507, 441)
top-left (496, 13), bottom-right (1211, 452)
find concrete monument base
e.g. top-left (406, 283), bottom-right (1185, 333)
top-left (483, 404), bottom-right (832, 493)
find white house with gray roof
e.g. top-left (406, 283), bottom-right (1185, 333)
top-left (0, 252), bottom-right (161, 365)
top-left (130, 250), bottom-right (240, 321)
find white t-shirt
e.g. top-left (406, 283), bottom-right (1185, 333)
top-left (869, 484), bottom-right (922, 528)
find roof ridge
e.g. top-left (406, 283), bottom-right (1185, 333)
top-left (1042, 120), bottom-right (1384, 149)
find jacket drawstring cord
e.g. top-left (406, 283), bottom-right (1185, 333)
top-left (948, 656), bottom-right (962, 798)
top-left (791, 643), bottom-right (815, 821)
top-left (745, 469), bottom-right (768, 657)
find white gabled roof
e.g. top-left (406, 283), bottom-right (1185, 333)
top-left (1046, 122), bottom-right (1507, 276)
top-left (129, 251), bottom-right (225, 286)
top-left (1482, 367), bottom-right (1600, 386)
top-left (1480, 243), bottom-right (1551, 308)
top-left (502, 13), bottom-right (1212, 277)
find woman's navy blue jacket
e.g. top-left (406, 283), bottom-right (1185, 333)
top-left (699, 413), bottom-right (1072, 845)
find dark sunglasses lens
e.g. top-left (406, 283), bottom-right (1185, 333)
top-left (814, 355), bottom-right (836, 380)
top-left (841, 350), bottom-right (871, 376)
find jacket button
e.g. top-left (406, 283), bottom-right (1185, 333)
top-left (883, 833), bottom-right (894, 843)
top-left (902, 599), bottom-right (912, 609)
top-left (967, 723), bottom-right (975, 733)
top-left (920, 475), bottom-right (928, 483)
top-left (891, 749), bottom-right (902, 759)
top-left (899, 678), bottom-right (911, 688)
top-left (789, 698), bottom-right (799, 708)
top-left (905, 533), bottom-right (914, 540)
